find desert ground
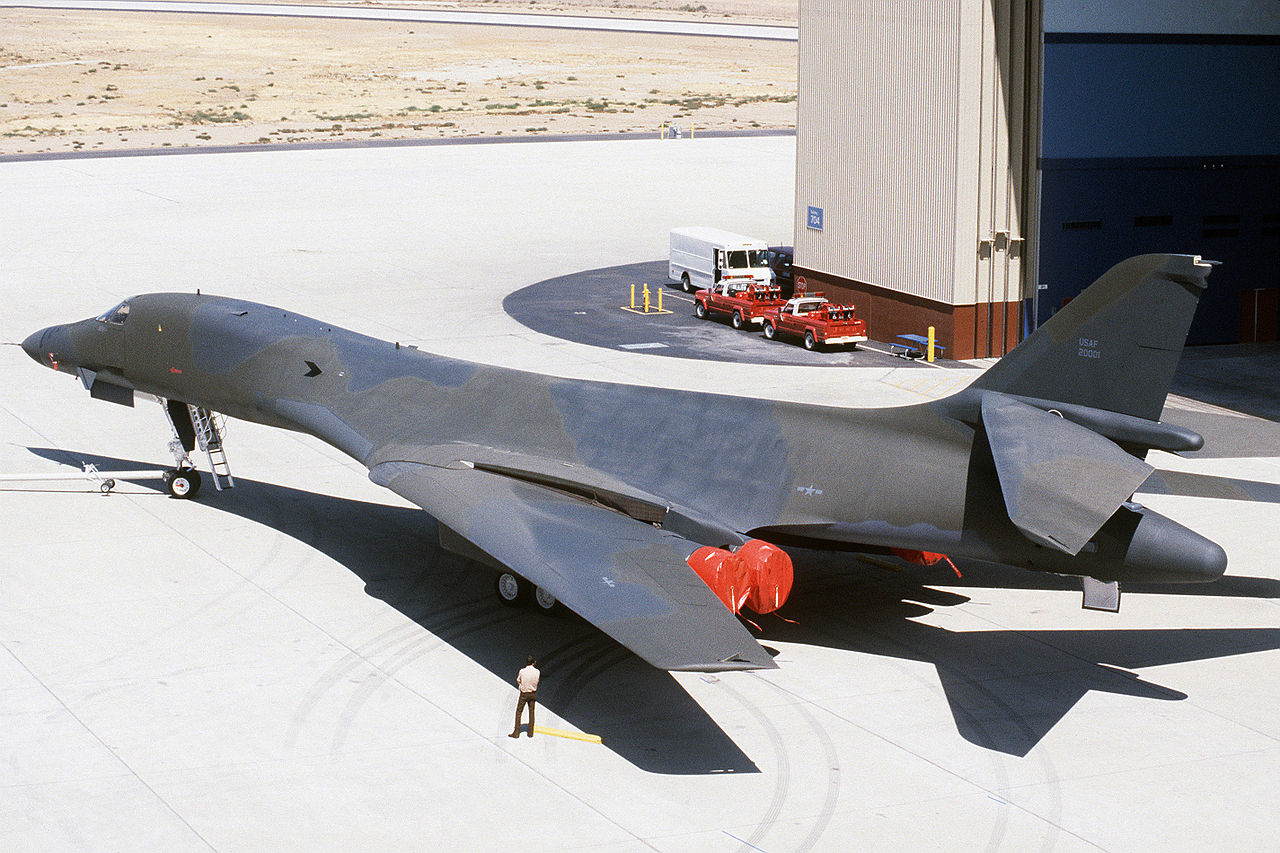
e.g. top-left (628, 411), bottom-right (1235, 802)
top-left (0, 0), bottom-right (798, 154)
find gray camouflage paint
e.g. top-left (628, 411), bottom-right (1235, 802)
top-left (22, 254), bottom-right (1229, 670)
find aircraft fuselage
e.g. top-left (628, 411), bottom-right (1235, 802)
top-left (23, 290), bottom-right (1227, 587)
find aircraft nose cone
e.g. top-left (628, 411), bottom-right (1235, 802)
top-left (21, 328), bottom-right (48, 366)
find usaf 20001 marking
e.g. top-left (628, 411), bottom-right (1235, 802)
top-left (22, 253), bottom-right (1227, 672)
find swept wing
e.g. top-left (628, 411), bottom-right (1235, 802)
top-left (369, 458), bottom-right (776, 671)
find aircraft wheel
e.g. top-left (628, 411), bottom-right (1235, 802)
top-left (166, 468), bottom-right (201, 499)
top-left (803, 331), bottom-right (817, 351)
top-left (533, 586), bottom-right (564, 616)
top-left (495, 571), bottom-right (530, 607)
top-left (694, 301), bottom-right (707, 319)
top-left (731, 311), bottom-right (744, 330)
top-left (681, 272), bottom-right (692, 293)
top-left (763, 321), bottom-right (776, 340)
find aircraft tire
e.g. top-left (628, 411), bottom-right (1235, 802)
top-left (731, 311), bottom-right (744, 330)
top-left (495, 571), bottom-right (530, 607)
top-left (694, 301), bottom-right (707, 319)
top-left (166, 468), bottom-right (201, 499)
top-left (763, 321), bottom-right (776, 340)
top-left (803, 330), bottom-right (817, 351)
top-left (681, 272), bottom-right (692, 293)
top-left (533, 586), bottom-right (564, 617)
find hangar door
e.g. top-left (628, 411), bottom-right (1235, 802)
top-left (971, 0), bottom-right (1041, 358)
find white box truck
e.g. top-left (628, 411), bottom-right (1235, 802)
top-left (669, 227), bottom-right (772, 293)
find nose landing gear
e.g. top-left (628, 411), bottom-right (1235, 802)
top-left (162, 467), bottom-right (202, 499)
top-left (158, 398), bottom-right (233, 499)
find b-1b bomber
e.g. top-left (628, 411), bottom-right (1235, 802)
top-left (22, 254), bottom-right (1227, 671)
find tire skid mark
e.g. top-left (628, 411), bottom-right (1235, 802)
top-left (748, 672), bottom-right (841, 853)
top-left (331, 606), bottom-right (523, 750)
top-left (286, 595), bottom-right (491, 751)
top-left (715, 678), bottom-right (790, 852)
top-left (556, 644), bottom-right (633, 710)
top-left (813, 604), bottom-right (1015, 847)
top-left (803, 591), bottom-right (1080, 851)
top-left (545, 633), bottom-right (628, 709)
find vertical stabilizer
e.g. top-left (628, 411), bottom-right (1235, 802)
top-left (971, 254), bottom-right (1212, 422)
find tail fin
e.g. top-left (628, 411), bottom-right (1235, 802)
top-left (971, 254), bottom-right (1213, 422)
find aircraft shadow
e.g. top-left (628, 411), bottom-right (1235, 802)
top-left (22, 448), bottom-right (1280, 760)
top-left (23, 447), bottom-right (756, 775)
top-left (760, 555), bottom-right (1280, 756)
top-left (1141, 468), bottom-right (1280, 506)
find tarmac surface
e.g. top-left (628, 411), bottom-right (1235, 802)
top-left (2, 136), bottom-right (1279, 852)
top-left (504, 260), bottom-right (978, 368)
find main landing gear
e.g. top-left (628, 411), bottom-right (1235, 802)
top-left (494, 570), bottom-right (564, 616)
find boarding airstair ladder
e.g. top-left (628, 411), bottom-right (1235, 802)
top-left (189, 405), bottom-right (234, 490)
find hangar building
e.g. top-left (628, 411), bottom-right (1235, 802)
top-left (793, 0), bottom-right (1280, 359)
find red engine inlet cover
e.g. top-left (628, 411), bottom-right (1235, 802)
top-left (687, 540), bottom-right (794, 615)
top-left (736, 539), bottom-right (794, 614)
top-left (687, 546), bottom-right (749, 613)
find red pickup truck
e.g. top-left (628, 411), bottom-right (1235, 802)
top-left (694, 282), bottom-right (786, 329)
top-left (762, 294), bottom-right (868, 350)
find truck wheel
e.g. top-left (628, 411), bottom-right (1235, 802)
top-left (731, 311), bottom-right (744, 330)
top-left (695, 301), bottom-right (707, 319)
top-left (763, 321), bottom-right (776, 340)
top-left (681, 272), bottom-right (692, 293)
top-left (803, 330), bottom-right (817, 351)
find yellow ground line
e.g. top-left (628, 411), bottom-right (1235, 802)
top-left (532, 726), bottom-right (603, 744)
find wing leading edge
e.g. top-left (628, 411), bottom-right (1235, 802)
top-left (369, 459), bottom-right (776, 672)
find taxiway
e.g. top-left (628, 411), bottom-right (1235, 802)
top-left (2, 136), bottom-right (1278, 851)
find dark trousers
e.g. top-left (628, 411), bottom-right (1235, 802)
top-left (513, 690), bottom-right (536, 735)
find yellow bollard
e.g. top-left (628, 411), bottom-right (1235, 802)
top-left (643, 283), bottom-right (651, 313)
top-left (927, 326), bottom-right (936, 363)
top-left (630, 284), bottom-right (636, 310)
top-left (657, 287), bottom-right (663, 313)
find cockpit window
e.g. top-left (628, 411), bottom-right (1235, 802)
top-left (96, 301), bottom-right (130, 325)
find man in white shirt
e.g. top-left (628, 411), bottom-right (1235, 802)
top-left (509, 656), bottom-right (540, 738)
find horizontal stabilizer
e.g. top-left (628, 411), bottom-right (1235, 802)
top-left (370, 459), bottom-right (775, 672)
top-left (982, 393), bottom-right (1153, 555)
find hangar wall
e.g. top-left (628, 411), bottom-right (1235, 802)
top-left (794, 0), bottom-right (1041, 360)
top-left (1036, 0), bottom-right (1280, 344)
top-left (795, 0), bottom-right (1279, 356)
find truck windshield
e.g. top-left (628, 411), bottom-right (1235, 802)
top-left (748, 250), bottom-right (769, 268)
top-left (726, 250), bottom-right (749, 268)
